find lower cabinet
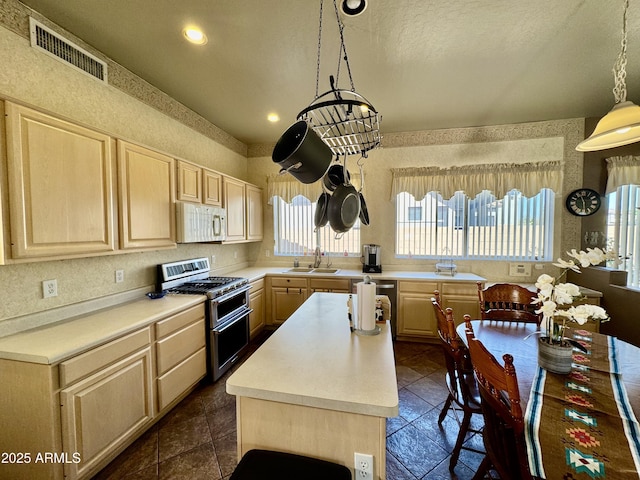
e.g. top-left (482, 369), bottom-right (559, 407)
top-left (60, 346), bottom-right (154, 480)
top-left (308, 277), bottom-right (350, 293)
top-left (249, 278), bottom-right (265, 339)
top-left (397, 280), bottom-right (481, 341)
top-left (0, 302), bottom-right (206, 480)
top-left (269, 277), bottom-right (308, 325)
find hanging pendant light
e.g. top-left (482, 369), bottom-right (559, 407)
top-left (577, 0), bottom-right (640, 151)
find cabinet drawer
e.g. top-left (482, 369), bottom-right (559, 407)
top-left (309, 278), bottom-right (350, 291)
top-left (156, 319), bottom-right (205, 375)
top-left (155, 304), bottom-right (204, 338)
top-left (270, 277), bottom-right (308, 289)
top-left (60, 327), bottom-right (151, 387)
top-left (398, 281), bottom-right (438, 294)
top-left (157, 347), bottom-right (206, 411)
top-left (441, 282), bottom-right (480, 295)
top-left (250, 278), bottom-right (265, 291)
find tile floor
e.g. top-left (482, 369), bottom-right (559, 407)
top-left (93, 337), bottom-right (487, 480)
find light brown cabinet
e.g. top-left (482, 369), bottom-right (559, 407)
top-left (203, 168), bottom-right (222, 206)
top-left (176, 159), bottom-right (202, 203)
top-left (246, 183), bottom-right (264, 241)
top-left (117, 140), bottom-right (176, 250)
top-left (249, 278), bottom-right (266, 339)
top-left (223, 176), bottom-right (247, 242)
top-left (0, 302), bottom-right (206, 480)
top-left (60, 331), bottom-right (154, 480)
top-left (5, 101), bottom-right (117, 260)
top-left (269, 277), bottom-right (308, 325)
top-left (155, 305), bottom-right (207, 410)
top-left (309, 277), bottom-right (351, 293)
top-left (397, 280), bottom-right (481, 341)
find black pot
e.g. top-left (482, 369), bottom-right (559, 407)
top-left (358, 192), bottom-right (370, 225)
top-left (328, 183), bottom-right (361, 233)
top-left (314, 192), bottom-right (330, 228)
top-left (322, 164), bottom-right (351, 192)
top-left (272, 121), bottom-right (332, 184)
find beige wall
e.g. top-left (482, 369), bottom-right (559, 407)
top-left (248, 118), bottom-right (585, 282)
top-left (0, 8), bottom-right (254, 326)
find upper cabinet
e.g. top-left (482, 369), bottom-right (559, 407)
top-left (176, 160), bottom-right (202, 203)
top-left (117, 140), bottom-right (176, 250)
top-left (246, 183), bottom-right (264, 241)
top-left (223, 176), bottom-right (264, 243)
top-left (203, 169), bottom-right (222, 206)
top-left (223, 176), bottom-right (247, 242)
top-left (5, 102), bottom-right (117, 260)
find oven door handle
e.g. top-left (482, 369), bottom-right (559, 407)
top-left (214, 308), bottom-right (253, 333)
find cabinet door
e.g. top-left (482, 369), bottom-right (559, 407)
top-left (397, 292), bottom-right (437, 338)
top-left (223, 176), bottom-right (246, 242)
top-left (441, 295), bottom-right (481, 326)
top-left (249, 287), bottom-right (265, 339)
top-left (246, 184), bottom-right (264, 241)
top-left (203, 168), bottom-right (222, 206)
top-left (5, 102), bottom-right (116, 259)
top-left (60, 347), bottom-right (154, 479)
top-left (271, 287), bottom-right (307, 324)
top-left (117, 140), bottom-right (176, 249)
top-left (177, 160), bottom-right (202, 203)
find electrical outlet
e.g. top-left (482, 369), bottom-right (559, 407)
top-left (211, 255), bottom-right (216, 267)
top-left (115, 269), bottom-right (124, 283)
top-left (265, 249), bottom-right (270, 257)
top-left (42, 279), bottom-right (58, 298)
top-left (354, 453), bottom-right (373, 480)
top-left (234, 251), bottom-right (238, 259)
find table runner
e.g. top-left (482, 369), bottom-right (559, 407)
top-left (524, 328), bottom-right (640, 479)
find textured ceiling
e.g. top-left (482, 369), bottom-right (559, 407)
top-left (17, 0), bottom-right (640, 146)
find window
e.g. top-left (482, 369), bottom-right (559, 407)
top-left (606, 185), bottom-right (640, 287)
top-left (272, 195), bottom-right (360, 256)
top-left (396, 189), bottom-right (554, 260)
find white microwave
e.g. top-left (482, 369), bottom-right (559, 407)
top-left (176, 201), bottom-right (226, 243)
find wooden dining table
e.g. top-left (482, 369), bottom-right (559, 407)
top-left (457, 320), bottom-right (640, 479)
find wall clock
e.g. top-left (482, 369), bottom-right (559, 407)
top-left (565, 188), bottom-right (601, 216)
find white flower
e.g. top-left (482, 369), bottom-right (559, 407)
top-left (553, 258), bottom-right (581, 273)
top-left (586, 247), bottom-right (606, 265)
top-left (535, 274), bottom-right (554, 289)
top-left (535, 300), bottom-right (557, 317)
top-left (553, 282), bottom-right (581, 305)
top-left (566, 249), bottom-right (593, 268)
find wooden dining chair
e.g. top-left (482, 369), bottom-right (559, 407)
top-left (431, 296), bottom-right (483, 472)
top-left (476, 281), bottom-right (542, 324)
top-left (464, 317), bottom-right (532, 480)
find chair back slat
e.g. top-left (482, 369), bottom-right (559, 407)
top-left (477, 281), bottom-right (542, 324)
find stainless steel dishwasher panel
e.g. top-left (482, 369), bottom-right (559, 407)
top-left (350, 278), bottom-right (398, 338)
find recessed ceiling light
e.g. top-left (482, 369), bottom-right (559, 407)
top-left (183, 27), bottom-right (207, 45)
top-left (267, 113), bottom-right (280, 123)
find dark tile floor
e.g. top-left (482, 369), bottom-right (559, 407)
top-left (93, 338), bottom-right (487, 480)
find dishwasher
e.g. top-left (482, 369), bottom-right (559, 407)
top-left (350, 278), bottom-right (398, 339)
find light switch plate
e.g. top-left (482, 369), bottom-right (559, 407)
top-left (509, 263), bottom-right (532, 277)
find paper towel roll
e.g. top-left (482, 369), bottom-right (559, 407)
top-left (356, 281), bottom-right (377, 331)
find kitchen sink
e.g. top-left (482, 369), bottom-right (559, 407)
top-left (286, 267), bottom-right (314, 273)
top-left (311, 268), bottom-right (340, 274)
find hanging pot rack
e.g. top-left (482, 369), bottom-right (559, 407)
top-left (297, 0), bottom-right (381, 157)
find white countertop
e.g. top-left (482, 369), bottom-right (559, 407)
top-left (228, 266), bottom-right (486, 283)
top-left (0, 295), bottom-right (205, 364)
top-left (226, 292), bottom-right (399, 418)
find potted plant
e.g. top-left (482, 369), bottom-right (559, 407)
top-left (532, 247), bottom-right (615, 374)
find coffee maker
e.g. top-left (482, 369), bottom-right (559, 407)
top-left (362, 244), bottom-right (382, 273)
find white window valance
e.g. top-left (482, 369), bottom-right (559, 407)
top-left (267, 172), bottom-right (361, 204)
top-left (606, 156), bottom-right (640, 194)
top-left (390, 161), bottom-right (564, 200)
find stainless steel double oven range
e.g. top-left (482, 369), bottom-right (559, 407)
top-left (158, 258), bottom-right (251, 382)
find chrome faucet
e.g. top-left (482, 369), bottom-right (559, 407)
top-left (325, 255), bottom-right (333, 268)
top-left (313, 246), bottom-right (322, 268)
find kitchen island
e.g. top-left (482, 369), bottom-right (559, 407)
top-left (226, 292), bottom-right (398, 479)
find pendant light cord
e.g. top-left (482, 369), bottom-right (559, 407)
top-left (613, 0), bottom-right (630, 104)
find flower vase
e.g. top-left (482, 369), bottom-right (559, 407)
top-left (537, 337), bottom-right (573, 374)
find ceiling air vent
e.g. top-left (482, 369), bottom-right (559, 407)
top-left (29, 17), bottom-right (107, 83)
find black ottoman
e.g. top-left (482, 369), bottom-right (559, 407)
top-left (230, 449), bottom-right (352, 480)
